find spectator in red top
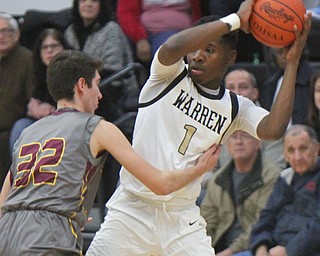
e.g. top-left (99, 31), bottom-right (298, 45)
top-left (116, 0), bottom-right (201, 65)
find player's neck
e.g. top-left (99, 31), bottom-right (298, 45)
top-left (57, 100), bottom-right (78, 111)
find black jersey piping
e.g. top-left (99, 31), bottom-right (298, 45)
top-left (218, 90), bottom-right (239, 144)
top-left (138, 68), bottom-right (188, 108)
top-left (230, 91), bottom-right (239, 122)
top-left (138, 68), bottom-right (228, 108)
top-left (194, 83), bottom-right (225, 99)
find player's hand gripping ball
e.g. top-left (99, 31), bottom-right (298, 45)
top-left (249, 0), bottom-right (306, 48)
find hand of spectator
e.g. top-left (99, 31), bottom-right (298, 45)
top-left (37, 102), bottom-right (56, 118)
top-left (27, 98), bottom-right (56, 119)
top-left (216, 248), bottom-right (233, 256)
top-left (269, 245), bottom-right (287, 256)
top-left (136, 39), bottom-right (152, 63)
top-left (255, 245), bottom-right (269, 256)
top-left (237, 0), bottom-right (256, 33)
top-left (81, 217), bottom-right (93, 231)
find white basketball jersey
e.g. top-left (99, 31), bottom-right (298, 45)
top-left (120, 52), bottom-right (268, 203)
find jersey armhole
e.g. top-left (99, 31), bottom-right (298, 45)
top-left (218, 91), bottom-right (239, 144)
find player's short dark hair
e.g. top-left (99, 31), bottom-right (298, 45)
top-left (194, 15), bottom-right (238, 50)
top-left (47, 50), bottom-right (99, 101)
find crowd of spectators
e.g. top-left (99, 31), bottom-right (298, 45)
top-left (200, 130), bottom-right (281, 255)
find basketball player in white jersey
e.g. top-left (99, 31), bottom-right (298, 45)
top-left (87, 0), bottom-right (312, 255)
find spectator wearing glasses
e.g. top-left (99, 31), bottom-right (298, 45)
top-left (9, 28), bottom-right (69, 154)
top-left (0, 12), bottom-right (35, 190)
top-left (200, 130), bottom-right (280, 256)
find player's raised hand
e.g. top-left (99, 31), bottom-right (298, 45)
top-left (196, 144), bottom-right (221, 174)
top-left (286, 12), bottom-right (312, 64)
top-left (237, 0), bottom-right (256, 33)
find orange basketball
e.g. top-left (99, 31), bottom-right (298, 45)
top-left (249, 0), bottom-right (306, 48)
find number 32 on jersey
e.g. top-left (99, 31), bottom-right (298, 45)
top-left (14, 138), bottom-right (65, 188)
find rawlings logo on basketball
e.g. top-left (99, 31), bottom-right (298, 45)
top-left (249, 0), bottom-right (306, 47)
top-left (260, 2), bottom-right (294, 23)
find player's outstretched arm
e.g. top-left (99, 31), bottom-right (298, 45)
top-left (256, 13), bottom-right (312, 140)
top-left (91, 120), bottom-right (221, 195)
top-left (158, 0), bottom-right (255, 66)
top-left (0, 171), bottom-right (11, 216)
top-left (163, 144), bottom-right (221, 195)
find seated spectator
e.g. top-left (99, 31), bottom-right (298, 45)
top-left (197, 68), bottom-right (285, 206)
top-left (222, 69), bottom-right (286, 169)
top-left (64, 0), bottom-right (133, 76)
top-left (116, 0), bottom-right (201, 65)
top-left (200, 130), bottom-right (281, 256)
top-left (250, 124), bottom-right (320, 256)
top-left (224, 68), bottom-right (259, 104)
top-left (306, 70), bottom-right (320, 143)
top-left (9, 28), bottom-right (69, 154)
top-left (259, 47), bottom-right (315, 125)
top-left (0, 13), bottom-right (35, 189)
top-left (65, 0), bottom-right (140, 122)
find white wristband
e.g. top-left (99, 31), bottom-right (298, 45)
top-left (219, 13), bottom-right (241, 32)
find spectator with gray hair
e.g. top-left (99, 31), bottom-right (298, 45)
top-left (250, 124), bottom-right (320, 256)
top-left (0, 12), bottom-right (35, 190)
top-left (224, 68), bottom-right (286, 169)
top-left (200, 130), bottom-right (280, 256)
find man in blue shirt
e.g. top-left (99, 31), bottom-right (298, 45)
top-left (250, 124), bottom-right (320, 256)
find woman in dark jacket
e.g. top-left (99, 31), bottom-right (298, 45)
top-left (64, 0), bottom-right (140, 122)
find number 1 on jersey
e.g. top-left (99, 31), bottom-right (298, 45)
top-left (178, 124), bottom-right (197, 155)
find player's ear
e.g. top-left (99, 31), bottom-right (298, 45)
top-left (76, 77), bottom-right (87, 91)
